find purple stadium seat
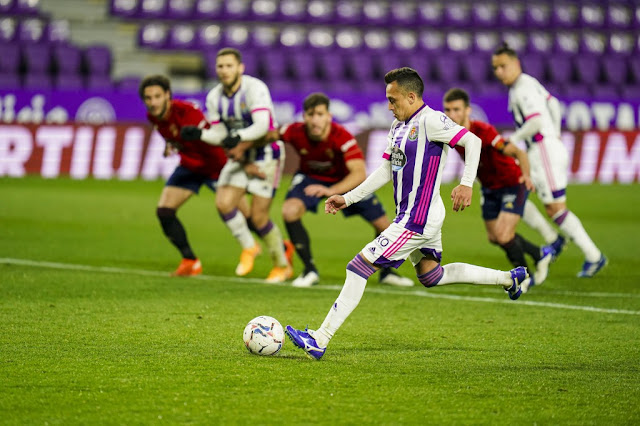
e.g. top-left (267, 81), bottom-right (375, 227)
top-left (621, 85), bottom-right (640, 101)
top-left (460, 56), bottom-right (491, 84)
top-left (525, 2), bottom-right (552, 29)
top-left (196, 23), bottom-right (221, 50)
top-left (363, 28), bottom-right (390, 52)
top-left (260, 50), bottom-right (288, 81)
top-left (17, 17), bottom-right (47, 43)
top-left (501, 31), bottom-right (527, 54)
top-left (607, 3), bottom-right (632, 29)
top-left (84, 45), bottom-right (112, 76)
top-left (590, 85), bottom-right (620, 99)
top-left (602, 56), bottom-right (628, 84)
top-left (344, 52), bottom-right (376, 82)
top-left (110, 0), bottom-right (141, 18)
top-left (53, 45), bottom-right (82, 74)
top-left (443, 2), bottom-right (471, 27)
top-left (0, 72), bottom-right (19, 89)
top-left (306, 0), bottom-right (334, 24)
top-left (86, 74), bottom-right (114, 91)
top-left (334, 0), bottom-right (361, 25)
top-left (308, 27), bottom-right (335, 51)
top-left (139, 0), bottom-right (167, 18)
top-left (552, 2), bottom-right (579, 28)
top-left (546, 56), bottom-right (573, 85)
top-left (417, 30), bottom-right (446, 54)
top-left (473, 82), bottom-right (506, 97)
top-left (224, 0), bottom-right (250, 20)
top-left (23, 44), bottom-right (52, 73)
top-left (559, 83), bottom-right (591, 98)
top-left (239, 49), bottom-right (259, 76)
top-left (266, 78), bottom-right (299, 95)
top-left (390, 30), bottom-right (417, 52)
top-left (250, 25), bottom-right (279, 50)
top-left (47, 20), bottom-right (71, 44)
top-left (362, 0), bottom-right (388, 26)
top-left (316, 51), bottom-right (346, 81)
top-left (473, 31), bottom-right (500, 54)
top-left (334, 28), bottom-right (363, 51)
top-left (279, 25), bottom-right (307, 50)
top-left (471, 3), bottom-right (498, 28)
top-left (580, 3), bottom-right (605, 29)
top-left (405, 56), bottom-right (429, 80)
top-left (417, 2), bottom-right (443, 26)
top-left (608, 32), bottom-right (634, 56)
top-left (0, 0), bottom-right (15, 14)
top-left (117, 75), bottom-right (141, 92)
top-left (499, 3), bottom-right (525, 28)
top-left (249, 0), bottom-right (278, 21)
top-left (289, 51), bottom-right (317, 80)
top-left (376, 53), bottom-right (404, 79)
top-left (432, 55), bottom-right (460, 84)
top-left (14, 0), bottom-right (41, 15)
top-left (358, 79), bottom-right (383, 96)
top-left (220, 24), bottom-right (250, 49)
top-left (193, 0), bottom-right (223, 19)
top-left (23, 72), bottom-right (53, 90)
top-left (166, 24), bottom-right (196, 50)
top-left (526, 32), bottom-right (553, 54)
top-left (574, 55), bottom-right (600, 85)
top-left (446, 32), bottom-right (473, 55)
top-left (279, 0), bottom-right (307, 22)
top-left (553, 32), bottom-right (579, 56)
top-left (521, 55), bottom-right (546, 81)
top-left (167, 0), bottom-right (195, 19)
top-left (55, 73), bottom-right (85, 90)
top-left (580, 32), bottom-right (606, 55)
top-left (138, 23), bottom-right (168, 49)
top-left (0, 17), bottom-right (18, 43)
top-left (422, 82), bottom-right (446, 103)
top-left (628, 58), bottom-right (640, 84)
top-left (0, 44), bottom-right (21, 73)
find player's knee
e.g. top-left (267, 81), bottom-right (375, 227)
top-left (156, 207), bottom-right (176, 219)
top-left (494, 230), bottom-right (515, 245)
top-left (282, 200), bottom-right (303, 223)
top-left (216, 197), bottom-right (234, 214)
top-left (417, 264), bottom-right (444, 288)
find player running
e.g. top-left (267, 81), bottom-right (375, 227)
top-left (181, 48), bottom-right (292, 282)
top-left (286, 68), bottom-right (528, 360)
top-left (276, 92), bottom-right (413, 288)
top-left (492, 43), bottom-right (606, 278)
top-left (443, 88), bottom-right (558, 291)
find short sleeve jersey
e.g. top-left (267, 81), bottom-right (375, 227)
top-left (147, 99), bottom-right (227, 179)
top-left (280, 122), bottom-right (364, 184)
top-left (205, 75), bottom-right (281, 162)
top-left (383, 104), bottom-right (470, 234)
top-left (508, 73), bottom-right (561, 147)
top-left (454, 120), bottom-right (522, 190)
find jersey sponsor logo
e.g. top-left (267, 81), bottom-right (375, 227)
top-left (390, 146), bottom-right (407, 172)
top-left (408, 127), bottom-right (418, 141)
top-left (440, 114), bottom-right (455, 131)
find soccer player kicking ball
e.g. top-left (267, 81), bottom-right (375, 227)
top-left (443, 88), bottom-right (557, 292)
top-left (286, 68), bottom-right (528, 360)
top-left (492, 43), bottom-right (606, 278)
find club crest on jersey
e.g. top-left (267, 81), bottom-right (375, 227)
top-left (408, 126), bottom-right (418, 141)
top-left (391, 146), bottom-right (407, 172)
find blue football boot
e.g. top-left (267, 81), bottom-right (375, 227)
top-left (550, 235), bottom-right (567, 262)
top-left (285, 326), bottom-right (326, 360)
top-left (577, 255), bottom-right (608, 278)
top-left (505, 266), bottom-right (528, 300)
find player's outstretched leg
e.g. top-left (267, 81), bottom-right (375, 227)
top-left (285, 326), bottom-right (326, 360)
top-left (417, 262), bottom-right (528, 300)
top-left (379, 268), bottom-right (414, 287)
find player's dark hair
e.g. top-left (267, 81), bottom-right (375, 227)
top-left (303, 92), bottom-right (330, 112)
top-left (493, 42), bottom-right (519, 58)
top-left (384, 67), bottom-right (424, 97)
top-left (138, 74), bottom-right (171, 99)
top-left (216, 47), bottom-right (243, 63)
top-left (443, 88), bottom-right (470, 107)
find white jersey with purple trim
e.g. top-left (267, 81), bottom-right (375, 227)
top-left (383, 104), bottom-right (469, 235)
top-left (508, 73), bottom-right (561, 147)
top-left (205, 74), bottom-right (279, 162)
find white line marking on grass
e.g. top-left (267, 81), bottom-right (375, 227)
top-left (2, 257), bottom-right (639, 316)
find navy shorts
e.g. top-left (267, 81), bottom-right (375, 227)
top-left (286, 173), bottom-right (386, 222)
top-left (481, 183), bottom-right (529, 221)
top-left (166, 165), bottom-right (217, 194)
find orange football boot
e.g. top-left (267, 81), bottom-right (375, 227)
top-left (235, 243), bottom-right (261, 276)
top-left (172, 258), bottom-right (202, 277)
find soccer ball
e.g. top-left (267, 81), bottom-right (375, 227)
top-left (243, 316), bottom-right (285, 356)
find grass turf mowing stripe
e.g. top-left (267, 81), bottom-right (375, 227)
top-left (3, 257), bottom-right (639, 316)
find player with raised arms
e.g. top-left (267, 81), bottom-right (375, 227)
top-left (286, 68), bottom-right (528, 360)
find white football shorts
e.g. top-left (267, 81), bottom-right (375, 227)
top-left (528, 138), bottom-right (569, 204)
top-left (217, 153), bottom-right (284, 199)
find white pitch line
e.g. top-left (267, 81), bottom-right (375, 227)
top-left (2, 257), bottom-right (639, 316)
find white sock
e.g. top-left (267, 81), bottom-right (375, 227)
top-left (554, 210), bottom-right (601, 262)
top-left (315, 269), bottom-right (368, 348)
top-left (522, 200), bottom-right (558, 244)
top-left (222, 209), bottom-right (255, 249)
top-left (261, 222), bottom-right (288, 267)
top-left (437, 263), bottom-right (512, 287)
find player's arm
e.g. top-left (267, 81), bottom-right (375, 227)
top-left (506, 88), bottom-right (544, 143)
top-left (180, 93), bottom-right (229, 145)
top-left (501, 142), bottom-right (535, 191)
top-left (325, 160), bottom-right (391, 214)
top-left (306, 158), bottom-right (367, 198)
top-left (225, 109), bottom-right (272, 161)
top-left (451, 132), bottom-right (481, 211)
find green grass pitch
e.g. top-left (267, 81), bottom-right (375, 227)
top-left (1, 176), bottom-right (639, 425)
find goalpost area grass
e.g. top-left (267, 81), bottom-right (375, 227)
top-left (1, 176), bottom-right (639, 424)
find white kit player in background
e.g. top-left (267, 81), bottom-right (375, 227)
top-left (180, 47), bottom-right (292, 283)
top-left (285, 68), bottom-right (528, 360)
top-left (492, 43), bottom-right (607, 278)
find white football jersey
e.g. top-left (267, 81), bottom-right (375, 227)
top-left (383, 104), bottom-right (469, 235)
top-left (508, 73), bottom-right (561, 147)
top-left (205, 74), bottom-right (279, 162)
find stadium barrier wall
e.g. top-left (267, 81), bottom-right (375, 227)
top-left (1, 123), bottom-right (639, 184)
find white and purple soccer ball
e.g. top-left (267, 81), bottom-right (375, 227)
top-left (243, 316), bottom-right (285, 356)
